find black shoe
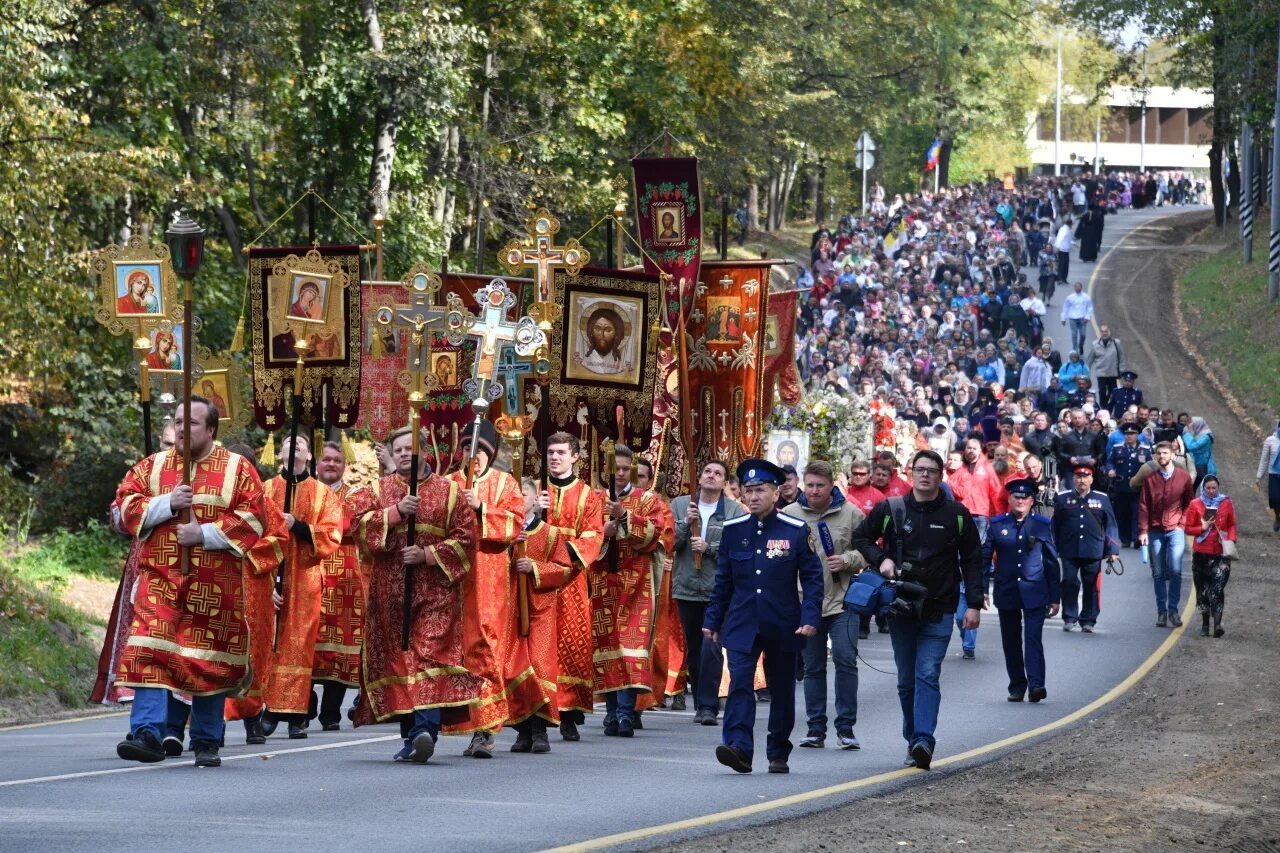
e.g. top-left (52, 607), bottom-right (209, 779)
top-left (244, 716), bottom-right (266, 745)
top-left (767, 759), bottom-right (789, 774)
top-left (117, 731), bottom-right (165, 763)
top-left (161, 736), bottom-right (183, 757)
top-left (632, 713), bottom-right (643, 730)
top-left (560, 719), bottom-right (580, 741)
top-left (858, 630), bottom-right (870, 640)
top-left (603, 719), bottom-right (620, 737)
top-left (670, 693), bottom-right (686, 711)
top-left (1029, 687), bottom-right (1047, 703)
top-left (511, 726), bottom-right (533, 753)
top-left (715, 744), bottom-right (752, 774)
top-left (1200, 622), bottom-right (1210, 637)
top-left (694, 709), bottom-right (718, 726)
top-left (531, 719), bottom-right (551, 754)
top-left (322, 722), bottom-right (340, 732)
top-left (909, 741), bottom-right (933, 770)
top-left (193, 742), bottom-right (221, 768)
top-left (1008, 692), bottom-right (1025, 702)
top-left (903, 753), bottom-right (917, 767)
top-left (617, 718), bottom-right (635, 738)
top-left (1080, 624), bottom-right (1094, 633)
top-left (962, 648), bottom-right (975, 660)
top-left (287, 722), bottom-right (307, 739)
top-left (1213, 618), bottom-right (1225, 638)
top-left (1168, 611), bottom-right (1183, 627)
top-left (1156, 613), bottom-right (1167, 628)
top-left (346, 705), bottom-right (356, 722)
top-left (878, 624), bottom-right (889, 634)
top-left (756, 689), bottom-right (771, 702)
top-left (407, 733), bottom-right (435, 764)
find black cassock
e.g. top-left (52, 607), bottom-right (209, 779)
top-left (1075, 207), bottom-right (1105, 262)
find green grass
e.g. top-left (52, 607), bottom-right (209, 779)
top-left (9, 520), bottom-right (127, 592)
top-left (0, 564), bottom-right (100, 710)
top-left (1177, 226), bottom-right (1280, 428)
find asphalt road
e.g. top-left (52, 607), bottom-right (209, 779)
top-left (0, 205), bottom-right (1201, 853)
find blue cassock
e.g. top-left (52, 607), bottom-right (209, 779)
top-left (983, 512), bottom-right (1062, 610)
top-left (703, 508), bottom-right (823, 764)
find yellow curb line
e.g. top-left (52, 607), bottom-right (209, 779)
top-left (540, 592), bottom-right (1197, 853)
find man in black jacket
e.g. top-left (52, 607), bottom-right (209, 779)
top-left (853, 450), bottom-right (984, 771)
top-left (1055, 409), bottom-right (1106, 491)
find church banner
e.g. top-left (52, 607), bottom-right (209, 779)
top-left (541, 266), bottom-right (663, 485)
top-left (247, 245), bottom-right (362, 431)
top-left (761, 288), bottom-right (804, 411)
top-left (684, 260), bottom-right (780, 473)
top-left (632, 156), bottom-right (702, 495)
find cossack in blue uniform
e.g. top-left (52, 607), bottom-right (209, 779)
top-left (1107, 371), bottom-right (1144, 420)
top-left (1052, 468), bottom-right (1120, 632)
top-left (1107, 422), bottom-right (1152, 547)
top-left (983, 478), bottom-right (1061, 701)
top-left (704, 459), bottom-right (823, 773)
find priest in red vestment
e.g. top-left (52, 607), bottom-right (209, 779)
top-left (536, 432), bottom-right (604, 743)
top-left (258, 435), bottom-right (342, 738)
top-left (444, 419), bottom-right (542, 758)
top-left (350, 425), bottom-right (483, 764)
top-left (589, 445), bottom-right (675, 736)
top-left (311, 441), bottom-right (370, 730)
top-left (111, 397), bottom-right (267, 767)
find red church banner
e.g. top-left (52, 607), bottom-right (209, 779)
top-left (761, 288), bottom-right (804, 410)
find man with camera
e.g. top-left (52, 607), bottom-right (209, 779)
top-left (853, 449), bottom-right (984, 770)
top-left (703, 459), bottom-right (823, 775)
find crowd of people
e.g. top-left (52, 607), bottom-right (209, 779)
top-left (92, 169), bottom-right (1244, 781)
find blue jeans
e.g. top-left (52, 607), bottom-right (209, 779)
top-left (1149, 529), bottom-right (1185, 615)
top-left (802, 610), bottom-right (858, 736)
top-left (889, 612), bottom-right (953, 751)
top-left (131, 687), bottom-right (225, 746)
top-left (164, 692), bottom-right (190, 743)
top-left (1070, 318), bottom-right (1089, 355)
top-left (953, 516), bottom-right (988, 652)
top-left (397, 708), bottom-right (441, 743)
top-left (603, 688), bottom-right (637, 725)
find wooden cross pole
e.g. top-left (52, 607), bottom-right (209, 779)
top-left (499, 208), bottom-right (590, 332)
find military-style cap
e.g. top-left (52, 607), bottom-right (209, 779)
top-left (1005, 478), bottom-right (1038, 498)
top-left (1121, 422), bottom-right (1141, 434)
top-left (1120, 370), bottom-right (1138, 381)
top-left (737, 458), bottom-right (785, 487)
top-left (1073, 464), bottom-right (1095, 476)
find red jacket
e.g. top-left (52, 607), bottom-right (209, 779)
top-left (845, 484), bottom-right (886, 515)
top-left (1138, 466), bottom-right (1194, 534)
top-left (1184, 497), bottom-right (1237, 555)
top-left (948, 460), bottom-right (1002, 518)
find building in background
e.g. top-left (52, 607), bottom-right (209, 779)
top-left (1028, 86), bottom-right (1213, 174)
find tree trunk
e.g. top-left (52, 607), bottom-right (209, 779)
top-left (765, 173), bottom-right (778, 232)
top-left (747, 183), bottom-right (760, 232)
top-left (938, 138), bottom-right (953, 189)
top-left (1226, 147), bottom-right (1240, 224)
top-left (364, 0), bottom-right (397, 223)
top-left (777, 158), bottom-right (800, 230)
top-left (1209, 141), bottom-right (1225, 226)
top-left (813, 159), bottom-right (827, 224)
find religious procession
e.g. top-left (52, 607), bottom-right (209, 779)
top-left (5, 3), bottom-right (1279, 849)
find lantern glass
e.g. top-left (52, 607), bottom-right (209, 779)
top-left (165, 211), bottom-right (206, 278)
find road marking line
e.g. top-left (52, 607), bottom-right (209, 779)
top-left (1086, 211), bottom-right (1185, 336)
top-left (0, 734), bottom-right (401, 788)
top-left (0, 710), bottom-right (128, 733)
top-left (539, 595), bottom-right (1197, 853)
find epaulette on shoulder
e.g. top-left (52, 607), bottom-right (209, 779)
top-left (1031, 512), bottom-right (1052, 524)
top-left (777, 513), bottom-right (806, 529)
top-left (724, 514), bottom-right (752, 527)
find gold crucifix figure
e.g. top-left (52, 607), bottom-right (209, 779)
top-left (375, 263), bottom-right (451, 398)
top-left (499, 207), bottom-right (589, 330)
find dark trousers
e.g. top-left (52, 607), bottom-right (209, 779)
top-left (722, 637), bottom-right (796, 763)
top-left (676, 597), bottom-right (722, 714)
top-left (1097, 376), bottom-right (1117, 409)
top-left (164, 691), bottom-right (190, 742)
top-left (1056, 250), bottom-right (1071, 283)
top-left (1192, 552), bottom-right (1231, 617)
top-left (1113, 491), bottom-right (1139, 544)
top-left (315, 680), bottom-right (348, 727)
top-left (998, 607), bottom-right (1047, 696)
top-left (1062, 559), bottom-right (1102, 626)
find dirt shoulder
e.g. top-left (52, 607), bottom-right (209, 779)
top-left (676, 211), bottom-right (1280, 852)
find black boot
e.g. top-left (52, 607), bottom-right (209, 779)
top-left (1213, 613), bottom-right (1225, 638)
top-left (510, 721), bottom-right (533, 753)
top-left (192, 740), bottom-right (221, 768)
top-left (245, 714), bottom-right (266, 745)
top-left (117, 730), bottom-right (165, 763)
top-left (531, 718), bottom-right (551, 753)
top-left (670, 693), bottom-right (686, 711)
top-left (1201, 614), bottom-right (1210, 637)
top-left (560, 718), bottom-right (580, 741)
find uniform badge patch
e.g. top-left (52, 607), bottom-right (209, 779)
top-left (766, 539), bottom-right (790, 559)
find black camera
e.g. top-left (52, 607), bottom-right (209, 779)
top-left (887, 563), bottom-right (929, 619)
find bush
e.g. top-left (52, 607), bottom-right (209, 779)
top-left (30, 447), bottom-right (133, 535)
top-left (0, 467), bottom-right (34, 538)
top-left (0, 564), bottom-right (99, 712)
top-left (10, 520), bottom-right (127, 590)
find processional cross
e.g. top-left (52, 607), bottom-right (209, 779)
top-left (376, 264), bottom-right (454, 411)
top-left (500, 207), bottom-right (589, 330)
top-left (449, 279), bottom-right (547, 410)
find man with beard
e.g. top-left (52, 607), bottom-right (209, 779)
top-left (348, 426), bottom-right (482, 763)
top-left (589, 445), bottom-right (674, 737)
top-left (111, 398), bottom-right (268, 767)
top-left (578, 305), bottom-right (630, 376)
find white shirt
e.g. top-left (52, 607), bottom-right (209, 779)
top-left (1061, 291), bottom-right (1093, 323)
top-left (1054, 224), bottom-right (1074, 253)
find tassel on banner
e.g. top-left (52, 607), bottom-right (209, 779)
top-left (229, 314), bottom-right (246, 353)
top-left (340, 430), bottom-right (357, 464)
top-left (260, 432), bottom-right (277, 468)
